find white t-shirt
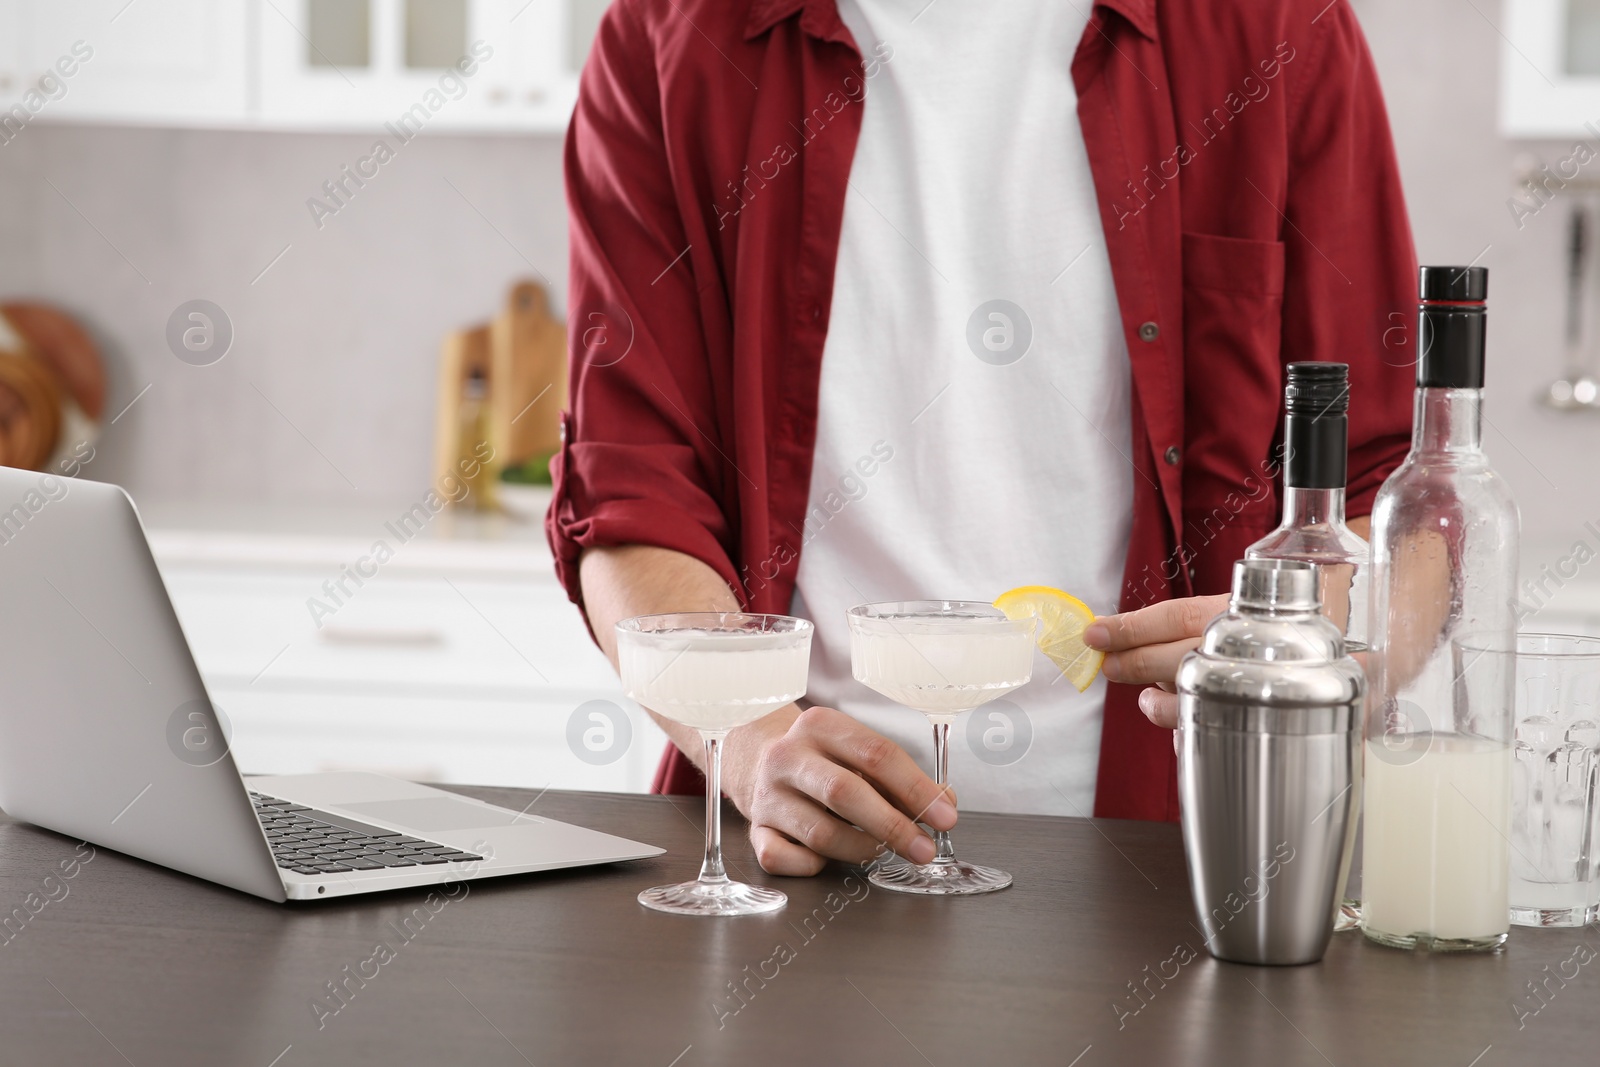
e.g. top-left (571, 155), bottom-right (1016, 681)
top-left (792, 0), bottom-right (1133, 816)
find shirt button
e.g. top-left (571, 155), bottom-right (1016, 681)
top-left (1164, 445), bottom-right (1180, 466)
top-left (811, 304), bottom-right (822, 322)
top-left (1139, 321), bottom-right (1160, 342)
top-left (1186, 564), bottom-right (1197, 582)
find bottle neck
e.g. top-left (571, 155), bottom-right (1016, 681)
top-left (1283, 409), bottom-right (1348, 491)
top-left (1412, 387), bottom-right (1483, 454)
top-left (1281, 485), bottom-right (1347, 528)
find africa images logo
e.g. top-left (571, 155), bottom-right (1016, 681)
top-left (966, 300), bottom-right (1032, 366)
top-left (166, 699), bottom-right (232, 767)
top-left (965, 699), bottom-right (1032, 766)
top-left (166, 300), bottom-right (234, 366)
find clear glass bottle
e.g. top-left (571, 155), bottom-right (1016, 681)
top-left (458, 367), bottom-right (498, 511)
top-left (1361, 266), bottom-right (1519, 952)
top-left (1247, 361), bottom-right (1370, 931)
top-left (1247, 362), bottom-right (1370, 648)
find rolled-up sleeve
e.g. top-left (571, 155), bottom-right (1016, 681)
top-left (1281, 0), bottom-right (1417, 518)
top-left (547, 0), bottom-right (741, 612)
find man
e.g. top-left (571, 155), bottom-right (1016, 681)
top-left (549, 0), bottom-right (1415, 876)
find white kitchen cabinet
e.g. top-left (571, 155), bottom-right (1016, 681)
top-left (0, 2), bottom-right (19, 102)
top-left (258, 0), bottom-right (574, 131)
top-left (146, 504), bottom-right (665, 794)
top-left (8, 0), bottom-right (252, 127)
top-left (565, 0), bottom-right (607, 73)
top-left (163, 569), bottom-right (616, 693)
top-left (0, 0), bottom-right (600, 133)
top-left (1501, 0), bottom-right (1600, 137)
top-left (211, 688), bottom-right (653, 791)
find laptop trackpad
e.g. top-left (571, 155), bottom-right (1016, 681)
top-left (337, 797), bottom-right (530, 832)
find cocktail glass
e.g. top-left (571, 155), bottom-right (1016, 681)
top-left (847, 601), bottom-right (1036, 894)
top-left (617, 612), bottom-right (812, 916)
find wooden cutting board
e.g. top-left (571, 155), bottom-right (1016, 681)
top-left (432, 279), bottom-right (567, 505)
top-left (489, 280), bottom-right (566, 469)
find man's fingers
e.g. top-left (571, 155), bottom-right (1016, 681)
top-left (800, 708), bottom-right (957, 831)
top-left (880, 784), bottom-right (959, 828)
top-left (1085, 593), bottom-right (1229, 652)
top-left (787, 758), bottom-right (939, 864)
top-left (1101, 637), bottom-right (1202, 685)
top-left (750, 823), bottom-right (826, 877)
top-left (1138, 686), bottom-right (1181, 729)
top-left (756, 784), bottom-right (920, 866)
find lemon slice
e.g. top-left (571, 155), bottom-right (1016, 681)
top-left (993, 585), bottom-right (1103, 692)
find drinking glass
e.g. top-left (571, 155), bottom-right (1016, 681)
top-left (1500, 633), bottom-right (1600, 926)
top-left (617, 612), bottom-right (812, 916)
top-left (847, 601), bottom-right (1036, 894)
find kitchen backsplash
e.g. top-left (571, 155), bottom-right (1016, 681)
top-left (0, 0), bottom-right (1595, 554)
top-left (0, 123), bottom-right (567, 503)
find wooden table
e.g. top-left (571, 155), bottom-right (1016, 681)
top-left (0, 787), bottom-right (1592, 1065)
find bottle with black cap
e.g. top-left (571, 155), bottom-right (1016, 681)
top-left (1361, 265), bottom-right (1520, 953)
top-left (1247, 362), bottom-right (1369, 650)
top-left (1246, 361), bottom-right (1370, 932)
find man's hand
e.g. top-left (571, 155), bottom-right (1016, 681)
top-left (723, 706), bottom-right (956, 876)
top-left (1084, 593), bottom-right (1230, 729)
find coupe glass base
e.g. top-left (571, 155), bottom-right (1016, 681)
top-left (868, 857), bottom-right (1012, 895)
top-left (637, 879), bottom-right (787, 916)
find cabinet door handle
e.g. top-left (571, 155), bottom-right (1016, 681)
top-left (316, 626), bottom-right (446, 647)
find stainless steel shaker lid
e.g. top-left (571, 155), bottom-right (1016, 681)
top-left (1232, 558), bottom-right (1319, 613)
top-left (1178, 558), bottom-right (1363, 719)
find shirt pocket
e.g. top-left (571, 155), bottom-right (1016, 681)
top-left (1182, 231), bottom-right (1286, 298)
top-left (1179, 232), bottom-right (1288, 591)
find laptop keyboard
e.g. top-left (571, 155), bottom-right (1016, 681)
top-left (250, 792), bottom-right (484, 876)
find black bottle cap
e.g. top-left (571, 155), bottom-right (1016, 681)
top-left (1284, 362), bottom-right (1349, 416)
top-left (1419, 265), bottom-right (1488, 303)
top-left (1282, 363), bottom-right (1349, 490)
top-left (1417, 265), bottom-right (1487, 389)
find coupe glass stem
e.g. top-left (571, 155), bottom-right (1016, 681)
top-left (699, 731), bottom-right (729, 884)
top-left (930, 720), bottom-right (957, 864)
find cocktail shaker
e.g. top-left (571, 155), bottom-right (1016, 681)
top-left (1176, 559), bottom-right (1364, 965)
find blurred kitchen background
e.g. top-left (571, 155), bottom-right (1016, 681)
top-left (0, 0), bottom-right (1597, 792)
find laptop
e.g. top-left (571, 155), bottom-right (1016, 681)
top-left (0, 468), bottom-right (662, 900)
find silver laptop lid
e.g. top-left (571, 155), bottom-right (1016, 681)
top-left (0, 468), bottom-right (285, 901)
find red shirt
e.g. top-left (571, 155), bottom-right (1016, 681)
top-left (548, 0), bottom-right (1416, 821)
